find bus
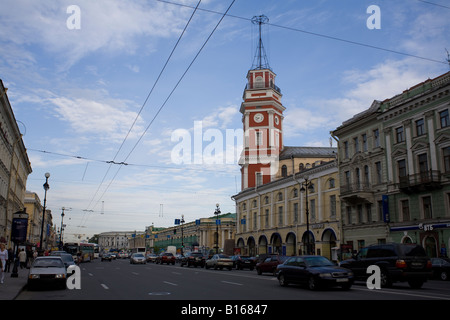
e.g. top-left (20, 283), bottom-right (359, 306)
top-left (63, 242), bottom-right (95, 262)
top-left (90, 243), bottom-right (100, 259)
top-left (131, 247), bottom-right (146, 256)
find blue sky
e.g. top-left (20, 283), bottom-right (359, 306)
top-left (1, 0), bottom-right (449, 242)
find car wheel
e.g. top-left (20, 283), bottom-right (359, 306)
top-left (278, 274), bottom-right (289, 287)
top-left (308, 276), bottom-right (319, 291)
top-left (341, 283), bottom-right (352, 290)
top-left (256, 268), bottom-right (262, 275)
top-left (440, 271), bottom-right (448, 281)
top-left (380, 269), bottom-right (392, 288)
top-left (408, 279), bottom-right (424, 289)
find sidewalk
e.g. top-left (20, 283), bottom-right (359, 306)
top-left (0, 266), bottom-right (28, 300)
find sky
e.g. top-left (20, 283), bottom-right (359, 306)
top-left (0, 0), bottom-right (449, 243)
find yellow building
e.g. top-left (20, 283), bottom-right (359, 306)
top-left (233, 158), bottom-right (341, 260)
top-left (149, 214), bottom-right (236, 254)
top-left (0, 80), bottom-right (33, 247)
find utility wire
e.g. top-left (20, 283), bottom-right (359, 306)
top-left (87, 0), bottom-right (237, 212)
top-left (158, 0), bottom-right (448, 65)
top-left (78, 0), bottom-right (203, 230)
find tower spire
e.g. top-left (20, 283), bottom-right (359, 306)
top-left (251, 15), bottom-right (270, 70)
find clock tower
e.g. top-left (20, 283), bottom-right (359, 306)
top-left (239, 16), bottom-right (285, 190)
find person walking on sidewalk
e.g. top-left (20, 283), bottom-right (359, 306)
top-left (18, 249), bottom-right (26, 269)
top-left (0, 243), bottom-right (8, 284)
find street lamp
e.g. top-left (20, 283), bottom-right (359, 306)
top-left (300, 177), bottom-right (314, 255)
top-left (180, 215), bottom-right (185, 255)
top-left (59, 208), bottom-right (67, 250)
top-left (214, 203), bottom-right (221, 254)
top-left (39, 172), bottom-right (50, 253)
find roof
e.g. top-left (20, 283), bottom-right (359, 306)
top-left (279, 146), bottom-right (337, 160)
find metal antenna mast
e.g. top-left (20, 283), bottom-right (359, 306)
top-left (251, 15), bottom-right (270, 70)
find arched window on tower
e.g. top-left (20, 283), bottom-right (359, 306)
top-left (281, 165), bottom-right (287, 177)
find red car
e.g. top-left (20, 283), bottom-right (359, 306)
top-left (156, 252), bottom-right (176, 265)
top-left (256, 255), bottom-right (288, 275)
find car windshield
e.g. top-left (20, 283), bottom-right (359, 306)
top-left (33, 258), bottom-right (64, 268)
top-left (217, 255), bottom-right (229, 258)
top-left (304, 256), bottom-right (334, 267)
top-left (134, 254), bottom-right (144, 257)
top-left (401, 245), bottom-right (427, 257)
top-left (59, 254), bottom-right (74, 262)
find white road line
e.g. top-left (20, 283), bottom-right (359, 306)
top-left (163, 281), bottom-right (178, 286)
top-left (101, 284), bottom-right (109, 290)
top-left (221, 281), bottom-right (243, 286)
top-left (88, 273), bottom-right (93, 276)
top-left (131, 272), bottom-right (139, 275)
top-left (352, 286), bottom-right (450, 300)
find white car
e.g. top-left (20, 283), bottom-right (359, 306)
top-left (205, 254), bottom-right (233, 270)
top-left (130, 253), bottom-right (146, 264)
top-left (28, 256), bottom-right (67, 290)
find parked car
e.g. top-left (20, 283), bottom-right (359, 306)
top-left (130, 253), bottom-right (146, 264)
top-left (232, 255), bottom-right (256, 270)
top-left (27, 256), bottom-right (67, 290)
top-left (181, 252), bottom-right (205, 267)
top-left (146, 253), bottom-right (158, 263)
top-left (156, 252), bottom-right (176, 265)
top-left (431, 257), bottom-right (450, 281)
top-left (205, 254), bottom-right (233, 270)
top-left (51, 252), bottom-right (76, 269)
top-left (276, 255), bottom-right (354, 290)
top-left (256, 255), bottom-right (289, 275)
top-left (339, 243), bottom-right (432, 288)
top-left (101, 253), bottom-right (113, 262)
top-left (118, 251), bottom-right (129, 259)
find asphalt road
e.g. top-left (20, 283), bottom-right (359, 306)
top-left (16, 258), bottom-right (450, 304)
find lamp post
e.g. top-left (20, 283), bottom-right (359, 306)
top-left (300, 177), bottom-right (314, 255)
top-left (59, 208), bottom-right (66, 250)
top-left (214, 203), bottom-right (221, 254)
top-left (39, 172), bottom-right (50, 253)
top-left (180, 215), bottom-right (185, 255)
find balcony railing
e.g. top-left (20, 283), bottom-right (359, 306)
top-left (340, 182), bottom-right (372, 195)
top-left (399, 170), bottom-right (441, 193)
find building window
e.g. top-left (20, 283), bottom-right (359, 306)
top-left (253, 212), bottom-right (257, 230)
top-left (256, 131), bottom-right (263, 146)
top-left (373, 129), bottom-right (380, 148)
top-left (366, 203), bottom-right (372, 222)
top-left (299, 163), bottom-right (304, 171)
top-left (253, 199), bottom-right (257, 208)
top-left (396, 126), bottom-right (405, 143)
top-left (293, 203), bottom-right (299, 223)
top-left (418, 153), bottom-right (429, 179)
top-left (422, 196), bottom-right (432, 219)
top-left (310, 199), bottom-right (316, 221)
top-left (440, 109), bottom-right (449, 128)
top-left (329, 178), bottom-right (335, 189)
top-left (265, 209), bottom-right (269, 227)
top-left (264, 196), bottom-right (269, 204)
top-left (375, 162), bottom-right (382, 184)
top-left (398, 159), bottom-right (407, 179)
top-left (330, 195), bottom-right (336, 218)
top-left (364, 165), bottom-right (370, 186)
top-left (256, 172), bottom-right (262, 187)
top-left (278, 206), bottom-right (283, 226)
top-left (281, 165), bottom-right (287, 177)
top-left (416, 118), bottom-right (425, 136)
top-left (277, 192), bottom-right (283, 201)
top-left (401, 200), bottom-right (410, 221)
top-left (362, 134), bottom-right (368, 152)
top-left (354, 137), bottom-right (360, 153)
top-left (444, 147), bottom-right (450, 173)
top-left (293, 188), bottom-right (298, 198)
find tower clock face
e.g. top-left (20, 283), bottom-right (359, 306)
top-left (274, 115), bottom-right (279, 125)
top-left (254, 113), bottom-right (264, 123)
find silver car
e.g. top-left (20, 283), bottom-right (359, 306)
top-left (130, 253), bottom-right (146, 264)
top-left (28, 256), bottom-right (67, 289)
top-left (205, 254), bottom-right (233, 270)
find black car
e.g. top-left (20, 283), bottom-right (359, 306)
top-left (232, 255), bottom-right (256, 270)
top-left (276, 255), bottom-right (354, 290)
top-left (431, 258), bottom-right (450, 281)
top-left (180, 252), bottom-right (205, 267)
top-left (339, 243), bottom-right (432, 288)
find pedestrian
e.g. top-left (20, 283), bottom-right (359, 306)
top-left (6, 248), bottom-right (13, 272)
top-left (0, 243), bottom-right (8, 284)
top-left (18, 248), bottom-right (27, 269)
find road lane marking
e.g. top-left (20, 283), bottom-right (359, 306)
top-left (132, 272), bottom-right (139, 275)
top-left (101, 284), bottom-right (109, 290)
top-left (163, 281), bottom-right (178, 286)
top-left (221, 281), bottom-right (243, 286)
top-left (352, 286), bottom-right (450, 300)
